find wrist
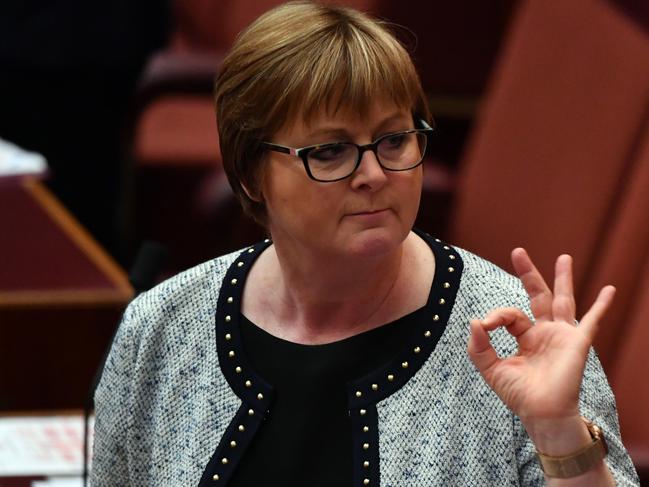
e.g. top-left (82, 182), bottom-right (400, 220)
top-left (523, 415), bottom-right (593, 456)
top-left (526, 417), bottom-right (609, 480)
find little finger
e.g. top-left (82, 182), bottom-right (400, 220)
top-left (579, 285), bottom-right (616, 343)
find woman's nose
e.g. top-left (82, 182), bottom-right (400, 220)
top-left (350, 148), bottom-right (388, 191)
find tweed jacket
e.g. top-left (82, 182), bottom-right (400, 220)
top-left (92, 233), bottom-right (639, 486)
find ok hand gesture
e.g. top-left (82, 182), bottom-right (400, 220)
top-left (467, 248), bottom-right (615, 425)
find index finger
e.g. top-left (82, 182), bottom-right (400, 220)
top-left (511, 248), bottom-right (553, 321)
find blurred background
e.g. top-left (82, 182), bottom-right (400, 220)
top-left (0, 0), bottom-right (647, 481)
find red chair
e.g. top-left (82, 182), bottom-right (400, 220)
top-left (610, 256), bottom-right (649, 481)
top-left (447, 0), bottom-right (649, 479)
top-left (449, 0), bottom-right (649, 369)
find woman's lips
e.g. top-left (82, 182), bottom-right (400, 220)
top-left (347, 208), bottom-right (390, 218)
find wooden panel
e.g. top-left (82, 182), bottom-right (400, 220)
top-left (0, 177), bottom-right (133, 410)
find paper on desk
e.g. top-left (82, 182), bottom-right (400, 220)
top-left (0, 138), bottom-right (48, 176)
top-left (0, 416), bottom-right (93, 477)
top-left (32, 478), bottom-right (83, 487)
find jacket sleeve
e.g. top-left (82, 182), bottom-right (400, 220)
top-left (514, 348), bottom-right (641, 486)
top-left (91, 297), bottom-right (143, 486)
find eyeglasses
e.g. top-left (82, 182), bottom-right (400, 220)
top-left (260, 119), bottom-right (435, 182)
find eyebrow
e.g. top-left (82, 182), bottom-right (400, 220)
top-left (302, 111), bottom-right (411, 144)
top-left (304, 128), bottom-right (351, 143)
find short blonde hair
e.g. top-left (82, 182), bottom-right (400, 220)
top-left (215, 1), bottom-right (430, 225)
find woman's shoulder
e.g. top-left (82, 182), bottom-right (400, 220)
top-left (117, 246), bottom-right (250, 349)
top-left (416, 231), bottom-right (525, 306)
top-left (132, 248), bottom-right (243, 315)
top-left (440, 244), bottom-right (530, 357)
top-left (99, 245), bottom-right (253, 404)
top-left (452, 244), bottom-right (530, 310)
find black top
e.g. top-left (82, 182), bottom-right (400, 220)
top-left (229, 307), bottom-right (426, 487)
top-left (200, 231), bottom-right (462, 487)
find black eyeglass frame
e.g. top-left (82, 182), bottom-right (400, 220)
top-left (260, 118), bottom-right (435, 182)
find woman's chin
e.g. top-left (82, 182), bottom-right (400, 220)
top-left (343, 227), bottom-right (406, 259)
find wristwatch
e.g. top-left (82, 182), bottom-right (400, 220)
top-left (536, 417), bottom-right (608, 478)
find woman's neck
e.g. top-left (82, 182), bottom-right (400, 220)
top-left (242, 232), bottom-right (433, 344)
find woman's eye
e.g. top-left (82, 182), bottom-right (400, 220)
top-left (309, 144), bottom-right (347, 162)
top-left (383, 134), bottom-right (406, 148)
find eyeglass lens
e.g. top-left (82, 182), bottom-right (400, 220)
top-left (307, 132), bottom-right (427, 181)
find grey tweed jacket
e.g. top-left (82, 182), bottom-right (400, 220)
top-left (92, 234), bottom-right (639, 486)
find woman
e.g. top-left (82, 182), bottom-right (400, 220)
top-left (92, 2), bottom-right (639, 485)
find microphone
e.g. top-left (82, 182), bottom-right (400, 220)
top-left (82, 241), bottom-right (168, 486)
top-left (128, 241), bottom-right (169, 295)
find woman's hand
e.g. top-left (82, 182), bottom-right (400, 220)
top-left (467, 248), bottom-right (615, 427)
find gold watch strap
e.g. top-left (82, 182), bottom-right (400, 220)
top-left (536, 418), bottom-right (608, 479)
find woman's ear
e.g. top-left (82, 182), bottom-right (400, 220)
top-left (239, 167), bottom-right (265, 203)
top-left (240, 155), bottom-right (267, 203)
top-left (241, 181), bottom-right (263, 202)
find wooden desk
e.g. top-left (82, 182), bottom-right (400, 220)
top-left (0, 177), bottom-right (133, 410)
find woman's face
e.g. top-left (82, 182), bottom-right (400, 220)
top-left (260, 99), bottom-right (423, 260)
